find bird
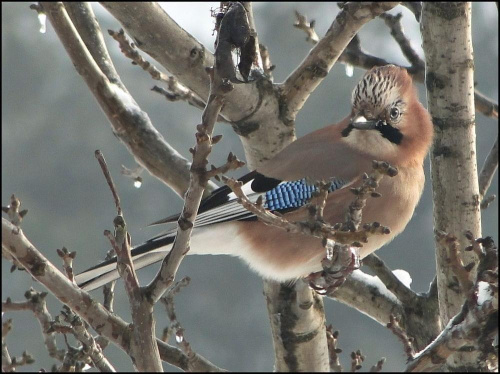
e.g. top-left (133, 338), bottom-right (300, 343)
top-left (76, 65), bottom-right (433, 291)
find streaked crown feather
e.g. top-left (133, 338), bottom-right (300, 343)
top-left (351, 65), bottom-right (412, 116)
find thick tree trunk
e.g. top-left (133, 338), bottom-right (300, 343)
top-left (421, 2), bottom-right (483, 370)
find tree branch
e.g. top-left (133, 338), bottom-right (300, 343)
top-left (51, 306), bottom-right (115, 372)
top-left (145, 73), bottom-right (233, 303)
top-left (327, 270), bottom-right (404, 326)
top-left (2, 290), bottom-right (65, 362)
top-left (95, 149), bottom-right (162, 371)
top-left (294, 6), bottom-right (499, 120)
top-left (41, 2), bottom-right (213, 198)
top-left (145, 3), bottom-right (241, 304)
top-left (379, 12), bottom-right (423, 69)
top-left (100, 2), bottom-right (259, 122)
top-left (63, 2), bottom-right (124, 88)
top-left (478, 136), bottom-right (498, 205)
top-left (422, 2), bottom-right (482, 328)
top-left (1, 217), bottom-right (225, 372)
top-left (107, 28), bottom-right (220, 118)
top-left (362, 254), bottom-right (416, 304)
top-left (281, 2), bottom-right (399, 123)
top-left (406, 237), bottom-right (498, 372)
top-left (293, 10), bottom-right (319, 44)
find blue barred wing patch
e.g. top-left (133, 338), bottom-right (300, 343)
top-left (148, 175), bottom-right (348, 241)
top-left (265, 178), bottom-right (346, 210)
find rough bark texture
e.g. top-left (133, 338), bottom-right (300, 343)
top-left (421, 2), bottom-right (483, 370)
top-left (264, 281), bottom-right (330, 372)
top-left (422, 0), bottom-right (481, 326)
top-left (101, 2), bottom-right (295, 170)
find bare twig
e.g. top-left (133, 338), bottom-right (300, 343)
top-left (56, 306), bottom-right (115, 372)
top-left (95, 150), bottom-right (122, 215)
top-left (206, 152), bottom-right (245, 180)
top-left (103, 224), bottom-right (139, 294)
top-left (58, 344), bottom-right (83, 372)
top-left (370, 357), bottom-right (386, 372)
top-left (41, 2), bottom-right (214, 198)
top-left (109, 28), bottom-right (170, 82)
top-left (387, 314), bottom-right (415, 358)
top-left (2, 289), bottom-right (65, 361)
top-left (379, 12), bottom-right (423, 69)
top-left (95, 249), bottom-right (117, 352)
top-left (2, 350), bottom-right (35, 372)
top-left (259, 43), bottom-right (275, 77)
top-left (1, 196), bottom-right (27, 270)
top-left (293, 10), bottom-right (319, 44)
top-left (325, 325), bottom-right (342, 372)
top-left (146, 73), bottom-right (233, 303)
top-left (2, 319), bottom-right (13, 372)
top-left (478, 136), bottom-right (498, 204)
top-left (331, 9), bottom-right (499, 119)
top-left (406, 236), bottom-right (498, 371)
top-left (223, 176), bottom-right (390, 246)
top-left (1, 217), bottom-right (225, 372)
top-left (56, 247), bottom-right (76, 284)
top-left (2, 194), bottom-right (28, 227)
top-left (435, 231), bottom-right (475, 293)
top-left (308, 161), bottom-right (397, 293)
top-left (344, 161), bottom-right (398, 232)
top-left (474, 90), bottom-right (499, 119)
top-left (295, 8), bottom-right (499, 120)
top-left (480, 194), bottom-right (496, 210)
top-left (351, 350), bottom-right (365, 372)
top-left (160, 277), bottom-right (193, 357)
top-left (108, 28), bottom-right (217, 117)
top-left (145, 3), bottom-right (240, 304)
top-left (2, 319), bottom-right (12, 341)
top-left (282, 2), bottom-right (398, 122)
top-left (96, 150), bottom-right (160, 371)
top-left (100, 2), bottom-right (261, 124)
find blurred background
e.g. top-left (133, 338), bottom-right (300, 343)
top-left (2, 2), bottom-right (498, 372)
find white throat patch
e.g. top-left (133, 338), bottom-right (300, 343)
top-left (342, 127), bottom-right (399, 159)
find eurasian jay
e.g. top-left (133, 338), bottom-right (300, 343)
top-left (76, 65), bottom-right (433, 291)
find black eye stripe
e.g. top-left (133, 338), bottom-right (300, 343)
top-left (342, 122), bottom-right (403, 145)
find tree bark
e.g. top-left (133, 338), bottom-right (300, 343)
top-left (264, 281), bottom-right (330, 372)
top-left (421, 2), bottom-right (483, 370)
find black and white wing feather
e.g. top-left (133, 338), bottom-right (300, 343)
top-left (76, 170), bottom-right (347, 290)
top-left (148, 170), bottom-right (347, 239)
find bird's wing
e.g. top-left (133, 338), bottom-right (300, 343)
top-left (147, 170), bottom-right (348, 242)
top-left (77, 171), bottom-right (346, 290)
top-left (149, 118), bottom-right (377, 240)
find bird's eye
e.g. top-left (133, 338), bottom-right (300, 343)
top-left (390, 107), bottom-right (400, 120)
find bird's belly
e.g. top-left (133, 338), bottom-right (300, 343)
top-left (233, 221), bottom-right (328, 281)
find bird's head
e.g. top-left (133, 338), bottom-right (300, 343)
top-left (342, 65), bottom-right (433, 166)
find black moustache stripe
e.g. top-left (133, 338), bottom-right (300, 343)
top-left (341, 123), bottom-right (403, 145)
top-left (376, 124), bottom-right (403, 144)
top-left (341, 124), bottom-right (354, 137)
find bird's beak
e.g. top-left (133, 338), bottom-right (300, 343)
top-left (350, 116), bottom-right (383, 130)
